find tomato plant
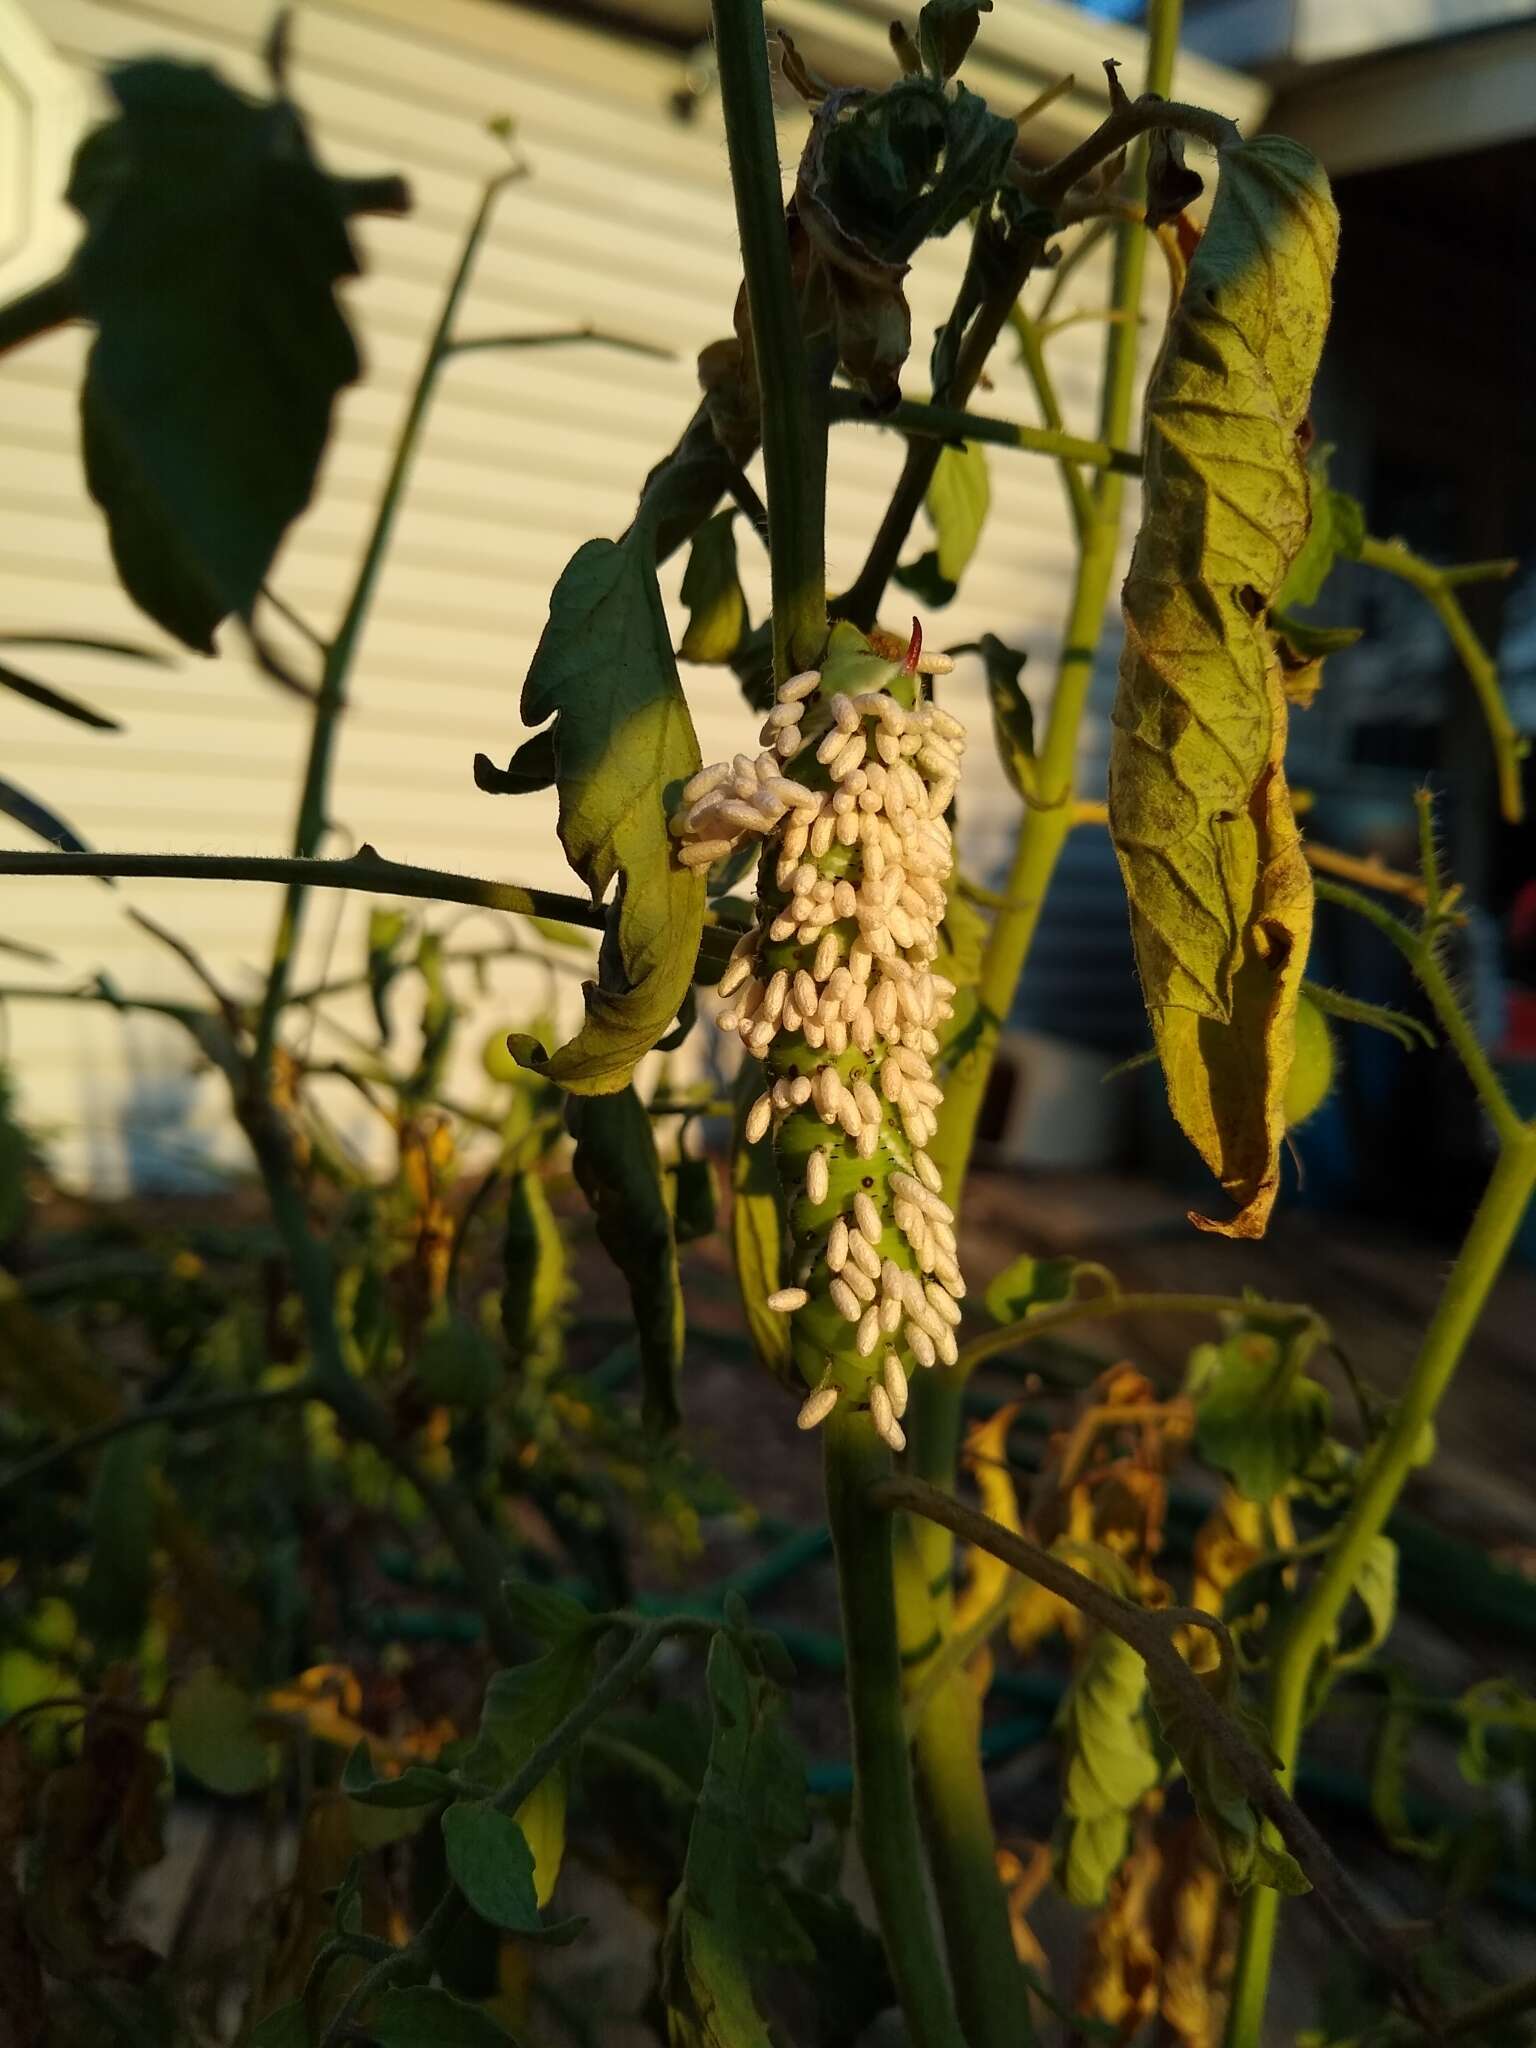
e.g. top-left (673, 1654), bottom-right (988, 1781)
top-left (1, 7), bottom-right (1533, 2047)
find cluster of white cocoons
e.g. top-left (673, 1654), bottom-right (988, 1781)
top-left (672, 642), bottom-right (967, 1455)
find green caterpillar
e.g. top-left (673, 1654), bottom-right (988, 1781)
top-left (1109, 135), bottom-right (1339, 1238)
top-left (673, 623), bottom-right (965, 1446)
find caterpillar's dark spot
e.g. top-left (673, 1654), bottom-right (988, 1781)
top-left (861, 1176), bottom-right (875, 1189)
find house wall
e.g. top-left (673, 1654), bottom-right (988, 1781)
top-left (0, 0), bottom-right (1219, 1187)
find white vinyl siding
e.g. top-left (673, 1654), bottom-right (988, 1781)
top-left (0, 0), bottom-right (1245, 1186)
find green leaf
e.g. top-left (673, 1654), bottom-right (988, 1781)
top-left (340, 1741), bottom-right (460, 1809)
top-left (79, 1426), bottom-right (162, 1654)
top-left (730, 1070), bottom-right (793, 1386)
top-left (1369, 1673), bottom-right (1445, 1858)
top-left (1145, 1655), bottom-right (1308, 1895)
top-left (778, 1881), bottom-right (894, 2048)
top-left (679, 511), bottom-right (746, 664)
top-left (984, 1253), bottom-right (1078, 1328)
top-left (1456, 1677), bottom-right (1536, 1788)
top-left (472, 1631), bottom-right (600, 1907)
top-left (1053, 1630), bottom-right (1159, 1906)
top-left (895, 440), bottom-right (989, 607)
top-left (500, 1166), bottom-right (567, 1380)
top-left (568, 1087), bottom-right (684, 1432)
top-left (0, 658), bottom-right (121, 731)
top-left (1109, 138), bottom-right (1339, 1238)
top-left (661, 1634), bottom-right (811, 2047)
top-left (668, 1151), bottom-right (718, 1246)
top-left (249, 2001), bottom-right (310, 2048)
top-left (167, 1667), bottom-right (279, 1796)
top-left (1331, 1536), bottom-right (1397, 1670)
top-left (68, 61), bottom-right (366, 650)
top-left (953, 634), bottom-right (1033, 796)
top-left (917, 0), bottom-right (992, 77)
top-left (499, 1579), bottom-right (596, 1648)
top-left (365, 908), bottom-right (408, 1042)
top-left (1274, 450), bottom-right (1365, 613)
top-left (414, 1315), bottom-right (504, 1410)
top-left (493, 482), bottom-right (705, 1095)
top-left (1190, 1312), bottom-right (1330, 1501)
top-left (472, 728), bottom-right (556, 798)
top-left (369, 1987), bottom-right (518, 2046)
top-left (442, 1800), bottom-right (540, 1931)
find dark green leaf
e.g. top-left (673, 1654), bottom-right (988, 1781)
top-left (473, 728), bottom-right (556, 798)
top-left (365, 908), bottom-right (408, 1043)
top-left (984, 1253), bottom-right (1077, 1327)
top-left (369, 1987), bottom-right (518, 2046)
top-left (568, 1087), bottom-right (684, 1432)
top-left (249, 2001), bottom-right (309, 2048)
top-left (953, 634), bottom-right (1033, 795)
top-left (679, 511), bottom-right (746, 664)
top-left (1369, 1674), bottom-right (1445, 1858)
top-left (1190, 1313), bottom-right (1330, 1501)
top-left (1456, 1677), bottom-right (1536, 1788)
top-left (340, 1741), bottom-right (459, 1809)
top-left (500, 1167), bottom-right (567, 1378)
top-left (0, 658), bottom-right (121, 731)
top-left (505, 485), bottom-right (705, 1093)
top-left (414, 1315), bottom-right (504, 1410)
top-left (1145, 1657), bottom-right (1308, 1895)
top-left (442, 1800), bottom-right (541, 1932)
top-left (917, 0), bottom-right (992, 76)
top-left (470, 1632), bottom-right (600, 1908)
top-left (499, 1579), bottom-right (596, 1648)
top-left (780, 1880), bottom-right (894, 2047)
top-left (669, 1150), bottom-right (718, 1244)
top-left (896, 441), bottom-right (988, 608)
top-left (68, 61), bottom-right (369, 649)
top-left (0, 777), bottom-right (97, 860)
top-left (1145, 123), bottom-right (1204, 229)
top-left (79, 1426), bottom-right (162, 1653)
top-left (661, 1634), bottom-right (812, 2047)
top-left (1054, 1630), bottom-right (1159, 1906)
top-left (168, 1667), bottom-right (279, 1796)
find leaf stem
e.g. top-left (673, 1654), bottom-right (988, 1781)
top-left (1225, 1126), bottom-right (1536, 2047)
top-left (0, 1381), bottom-right (314, 1496)
top-left (824, 1412), bottom-right (967, 2048)
top-left (252, 168), bottom-right (518, 1076)
top-left (830, 389), bottom-right (1143, 479)
top-left (1356, 534), bottom-right (1525, 826)
top-left (712, 0), bottom-right (828, 678)
top-left (879, 1475), bottom-right (1433, 2020)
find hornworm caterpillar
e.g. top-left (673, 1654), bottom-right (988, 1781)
top-left (672, 623), bottom-right (965, 1446)
top-left (1109, 136), bottom-right (1340, 1238)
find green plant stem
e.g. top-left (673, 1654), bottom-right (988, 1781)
top-left (1007, 309), bottom-right (1094, 539)
top-left (252, 168), bottom-right (517, 1076)
top-left (317, 1616), bottom-right (716, 2045)
top-left (1226, 1128), bottom-right (1536, 2047)
top-left (0, 1382), bottom-right (313, 1496)
top-left (914, 0), bottom-right (1184, 1569)
top-left (1356, 535), bottom-right (1525, 825)
top-left (712, 0), bottom-right (828, 678)
top-left (880, 1477), bottom-right (1433, 2019)
top-left (824, 1412), bottom-right (966, 2048)
top-left (0, 849), bottom-right (611, 932)
top-left (830, 389), bottom-right (1143, 479)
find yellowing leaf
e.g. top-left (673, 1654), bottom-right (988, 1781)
top-left (496, 486), bottom-right (705, 1095)
top-left (1109, 137), bottom-right (1339, 1237)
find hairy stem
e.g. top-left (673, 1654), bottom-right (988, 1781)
top-left (1226, 1128), bottom-right (1536, 2047)
top-left (825, 1414), bottom-right (966, 2048)
top-left (713, 0), bottom-right (828, 678)
top-left (880, 1476), bottom-right (1433, 2020)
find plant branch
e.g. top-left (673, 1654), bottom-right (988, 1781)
top-left (0, 1382), bottom-right (314, 1496)
top-left (1018, 95), bottom-right (1239, 210)
top-left (317, 1616), bottom-right (718, 2046)
top-left (444, 324), bottom-right (672, 360)
top-left (713, 0), bottom-right (827, 678)
top-left (956, 1287), bottom-right (1322, 1381)
top-left (1313, 876), bottom-right (1521, 1145)
top-left (878, 1476), bottom-right (1434, 2019)
top-left (1357, 535), bottom-right (1525, 825)
top-left (1007, 307), bottom-right (1094, 540)
top-left (1226, 1128), bottom-right (1536, 2045)
top-left (252, 167), bottom-right (519, 1075)
top-left (0, 271), bottom-right (81, 358)
top-left (0, 849), bottom-right (611, 932)
top-left (830, 388), bottom-right (1143, 479)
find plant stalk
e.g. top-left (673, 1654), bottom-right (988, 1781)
top-left (825, 1412), bottom-right (966, 2048)
top-left (1225, 1127), bottom-right (1536, 2047)
top-left (712, 0), bottom-right (828, 678)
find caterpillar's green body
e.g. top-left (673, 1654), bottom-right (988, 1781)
top-left (1109, 136), bottom-right (1339, 1238)
top-left (675, 624), bottom-right (966, 1446)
